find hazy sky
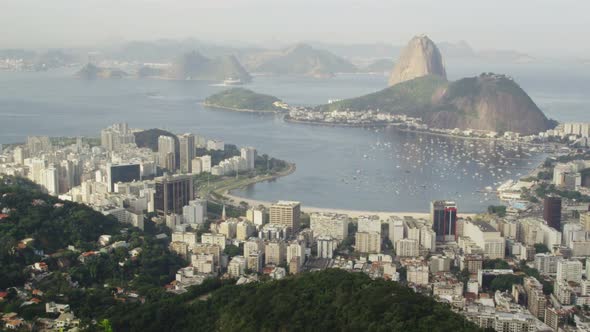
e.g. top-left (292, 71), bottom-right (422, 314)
top-left (2, 0), bottom-right (589, 56)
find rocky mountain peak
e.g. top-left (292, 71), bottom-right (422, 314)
top-left (388, 35), bottom-right (447, 86)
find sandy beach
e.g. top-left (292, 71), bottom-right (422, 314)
top-left (223, 192), bottom-right (477, 219)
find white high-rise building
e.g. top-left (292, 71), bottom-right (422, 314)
top-left (244, 238), bottom-right (265, 260)
top-left (556, 259), bottom-right (583, 283)
top-left (310, 213), bottom-right (349, 241)
top-left (158, 136), bottom-right (176, 171)
top-left (227, 256), bottom-right (247, 278)
top-left (534, 254), bottom-right (559, 275)
top-left (420, 228), bottom-right (436, 252)
top-left (30, 158), bottom-right (47, 184)
top-left (182, 199), bottom-right (207, 226)
top-left (396, 239), bottom-right (419, 257)
top-left (462, 220), bottom-right (505, 259)
top-left (317, 236), bottom-right (336, 259)
top-left (13, 147), bottom-right (27, 165)
top-left (287, 241), bottom-right (305, 266)
top-left (41, 166), bottom-right (59, 196)
top-left (191, 157), bottom-right (203, 174)
top-left (240, 147), bottom-right (257, 170)
top-left (358, 216), bottom-right (381, 235)
top-left (388, 217), bottom-right (405, 252)
top-left (236, 221), bottom-right (256, 241)
top-left (178, 133), bottom-right (195, 174)
top-left (201, 155), bottom-right (212, 173)
top-left (246, 207), bottom-right (267, 226)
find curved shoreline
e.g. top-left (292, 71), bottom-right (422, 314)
top-left (213, 162), bottom-right (297, 198)
top-left (285, 117), bottom-right (554, 148)
top-left (283, 116), bottom-right (390, 128)
top-left (218, 163), bottom-right (478, 218)
top-left (224, 191), bottom-right (477, 219)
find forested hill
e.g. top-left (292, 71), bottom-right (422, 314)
top-left (105, 269), bottom-right (482, 332)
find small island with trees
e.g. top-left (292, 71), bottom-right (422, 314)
top-left (204, 88), bottom-right (289, 113)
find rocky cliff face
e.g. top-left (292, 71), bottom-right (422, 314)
top-left (427, 74), bottom-right (551, 135)
top-left (388, 35), bottom-right (447, 86)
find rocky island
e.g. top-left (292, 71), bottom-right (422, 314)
top-left (204, 88), bottom-right (289, 113)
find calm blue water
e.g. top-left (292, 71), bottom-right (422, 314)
top-left (0, 60), bottom-right (588, 212)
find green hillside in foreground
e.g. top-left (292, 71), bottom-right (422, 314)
top-left (205, 88), bottom-right (282, 111)
top-left (106, 269), bottom-right (482, 332)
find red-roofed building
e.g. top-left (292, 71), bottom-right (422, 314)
top-left (0, 214), bottom-right (9, 220)
top-left (0, 292), bottom-right (8, 301)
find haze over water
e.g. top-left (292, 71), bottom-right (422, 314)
top-left (0, 60), bottom-right (588, 212)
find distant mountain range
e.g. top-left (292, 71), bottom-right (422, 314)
top-left (240, 43), bottom-right (357, 77)
top-left (165, 51), bottom-right (252, 82)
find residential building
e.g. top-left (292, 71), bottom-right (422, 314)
top-left (431, 200), bottom-right (457, 242)
top-left (265, 241), bottom-right (287, 265)
top-left (355, 232), bottom-right (381, 254)
top-left (556, 259), bottom-right (583, 283)
top-left (396, 239), bottom-right (419, 257)
top-left (310, 213), bottom-right (349, 241)
top-left (158, 136), bottom-right (176, 171)
top-left (316, 236), bottom-right (336, 259)
top-left (178, 133), bottom-right (195, 174)
top-left (269, 201), bottom-right (301, 231)
top-left (154, 174), bottom-right (193, 215)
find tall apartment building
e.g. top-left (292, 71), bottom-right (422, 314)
top-left (462, 220), bottom-right (505, 259)
top-left (154, 174), bottom-right (193, 215)
top-left (355, 232), bottom-right (381, 254)
top-left (244, 238), bottom-right (265, 259)
top-left (316, 237), bottom-right (336, 259)
top-left (310, 213), bottom-right (349, 241)
top-left (556, 259), bottom-right (583, 283)
top-left (358, 216), bottom-right (382, 235)
top-left (431, 200), bottom-right (457, 242)
top-left (543, 196), bottom-right (562, 230)
top-left (523, 277), bottom-right (547, 320)
top-left (182, 199), bottom-right (207, 226)
top-left (240, 147), bottom-right (257, 170)
top-left (269, 201), bottom-right (301, 231)
top-left (40, 165), bottom-right (59, 196)
top-left (227, 256), bottom-right (247, 278)
top-left (534, 254), bottom-right (559, 275)
top-left (158, 136), bottom-right (177, 171)
top-left (246, 207), bottom-right (268, 226)
top-left (236, 221), bottom-right (256, 241)
top-left (178, 133), bottom-right (195, 174)
top-left (396, 238), bottom-right (419, 257)
top-left (388, 217), bottom-right (405, 251)
top-left (265, 241), bottom-right (287, 265)
top-left (287, 241), bottom-right (305, 266)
